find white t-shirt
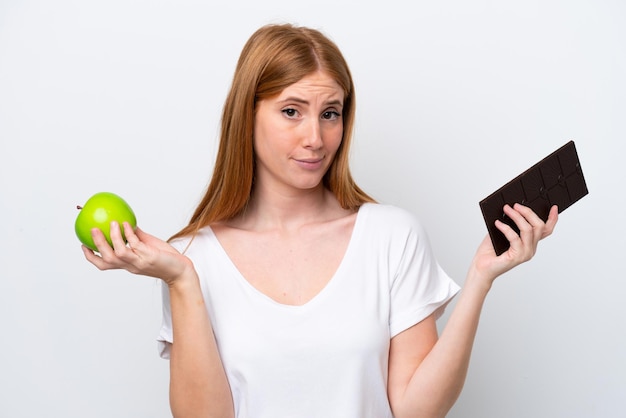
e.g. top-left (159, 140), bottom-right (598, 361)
top-left (158, 203), bottom-right (460, 417)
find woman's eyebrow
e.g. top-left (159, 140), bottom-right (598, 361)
top-left (278, 96), bottom-right (309, 105)
top-left (325, 99), bottom-right (344, 107)
top-left (277, 97), bottom-right (343, 107)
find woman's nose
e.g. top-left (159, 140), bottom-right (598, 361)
top-left (302, 119), bottom-right (323, 149)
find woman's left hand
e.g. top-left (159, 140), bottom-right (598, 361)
top-left (471, 203), bottom-right (559, 285)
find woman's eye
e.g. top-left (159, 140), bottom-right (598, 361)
top-left (322, 110), bottom-right (340, 120)
top-left (282, 108), bottom-right (298, 118)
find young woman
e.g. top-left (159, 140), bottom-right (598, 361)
top-left (82, 23), bottom-right (558, 418)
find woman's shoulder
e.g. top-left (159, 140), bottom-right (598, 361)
top-left (357, 203), bottom-right (430, 246)
top-left (358, 202), bottom-right (441, 265)
top-left (169, 226), bottom-right (215, 254)
top-left (360, 202), bottom-right (423, 230)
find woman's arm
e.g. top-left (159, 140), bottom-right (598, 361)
top-left (388, 204), bottom-right (558, 418)
top-left (167, 268), bottom-right (234, 418)
top-left (82, 221), bottom-right (234, 418)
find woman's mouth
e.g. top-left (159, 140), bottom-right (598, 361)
top-left (294, 156), bottom-right (325, 170)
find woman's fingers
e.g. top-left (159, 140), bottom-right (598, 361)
top-left (109, 221), bottom-right (130, 253)
top-left (121, 221), bottom-right (141, 252)
top-left (91, 226), bottom-right (114, 257)
top-left (82, 232), bottom-right (116, 271)
top-left (544, 205), bottom-right (559, 238)
top-left (496, 203), bottom-right (559, 261)
top-left (513, 204), bottom-right (558, 240)
top-left (81, 222), bottom-right (181, 277)
top-left (508, 204), bottom-right (541, 254)
top-left (85, 222), bottom-right (136, 269)
top-left (81, 243), bottom-right (104, 267)
top-left (471, 203), bottom-right (559, 283)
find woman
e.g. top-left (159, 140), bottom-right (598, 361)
top-left (82, 23), bottom-right (558, 418)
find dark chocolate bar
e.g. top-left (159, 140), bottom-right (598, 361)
top-left (479, 141), bottom-right (588, 255)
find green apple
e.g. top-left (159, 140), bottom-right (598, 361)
top-left (75, 192), bottom-right (137, 251)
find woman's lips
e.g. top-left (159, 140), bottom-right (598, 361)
top-left (293, 156), bottom-right (325, 170)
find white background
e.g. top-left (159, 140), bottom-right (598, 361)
top-left (1, 0), bottom-right (624, 417)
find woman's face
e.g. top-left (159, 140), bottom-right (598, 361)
top-left (253, 70), bottom-right (344, 195)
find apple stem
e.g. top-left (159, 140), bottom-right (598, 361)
top-left (76, 205), bottom-right (83, 210)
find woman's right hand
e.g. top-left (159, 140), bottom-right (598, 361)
top-left (81, 221), bottom-right (193, 287)
top-left (468, 203), bottom-right (558, 288)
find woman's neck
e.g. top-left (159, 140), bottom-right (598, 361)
top-left (231, 185), bottom-right (349, 232)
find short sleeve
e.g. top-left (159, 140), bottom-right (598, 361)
top-left (156, 238), bottom-right (187, 359)
top-left (157, 282), bottom-right (173, 359)
top-left (387, 210), bottom-right (460, 338)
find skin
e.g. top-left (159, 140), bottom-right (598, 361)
top-left (252, 71), bottom-right (344, 197)
top-left (211, 71), bottom-right (355, 305)
top-left (82, 70), bottom-right (558, 418)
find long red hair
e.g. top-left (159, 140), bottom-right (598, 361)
top-left (170, 24), bottom-right (374, 241)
